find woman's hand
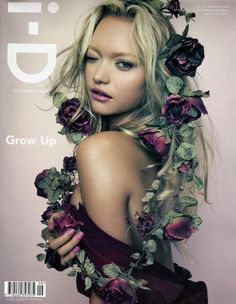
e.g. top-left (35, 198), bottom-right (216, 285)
top-left (48, 211), bottom-right (84, 266)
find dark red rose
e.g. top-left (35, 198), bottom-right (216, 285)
top-left (53, 212), bottom-right (83, 236)
top-left (99, 278), bottom-right (137, 304)
top-left (41, 206), bottom-right (55, 221)
top-left (167, 0), bottom-right (181, 18)
top-left (57, 98), bottom-right (91, 135)
top-left (165, 37), bottom-right (204, 77)
top-left (165, 216), bottom-right (197, 241)
top-left (63, 156), bottom-right (77, 172)
top-left (34, 169), bottom-right (50, 198)
top-left (162, 95), bottom-right (190, 125)
top-left (136, 213), bottom-right (156, 237)
top-left (137, 213), bottom-right (156, 237)
top-left (138, 129), bottom-right (169, 160)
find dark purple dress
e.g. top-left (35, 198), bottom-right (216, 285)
top-left (46, 203), bottom-right (208, 303)
top-left (74, 204), bottom-right (208, 303)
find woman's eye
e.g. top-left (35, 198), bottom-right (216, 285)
top-left (85, 55), bottom-right (98, 62)
top-left (117, 61), bottom-right (134, 70)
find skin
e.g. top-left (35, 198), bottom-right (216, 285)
top-left (48, 16), bottom-right (174, 304)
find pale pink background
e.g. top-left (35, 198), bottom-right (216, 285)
top-left (1, 1), bottom-right (235, 303)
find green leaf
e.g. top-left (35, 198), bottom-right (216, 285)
top-left (47, 189), bottom-right (61, 204)
top-left (160, 214), bottom-right (171, 227)
top-left (165, 76), bottom-right (184, 94)
top-left (67, 270), bottom-right (76, 277)
top-left (53, 92), bottom-right (67, 108)
top-left (68, 132), bottom-right (83, 144)
top-left (78, 250), bottom-right (85, 264)
top-left (191, 215), bottom-right (202, 227)
top-left (41, 227), bottom-right (50, 241)
top-left (177, 196), bottom-right (198, 210)
top-left (176, 143), bottom-right (197, 161)
top-left (179, 124), bottom-right (194, 137)
top-left (103, 264), bottom-right (121, 278)
top-left (36, 253), bottom-right (45, 262)
top-left (146, 239), bottom-right (156, 253)
top-left (37, 243), bottom-right (46, 248)
top-left (193, 175), bottom-right (204, 190)
top-left (188, 107), bottom-right (199, 118)
top-left (145, 252), bottom-right (154, 266)
top-left (182, 24), bottom-right (189, 38)
top-left (131, 252), bottom-right (141, 260)
top-left (151, 179), bottom-right (161, 191)
top-left (48, 167), bottom-right (57, 179)
top-left (151, 228), bottom-right (164, 239)
top-left (86, 263), bottom-right (95, 276)
top-left (38, 178), bottom-right (50, 189)
top-left (85, 277), bottom-right (92, 290)
top-left (143, 203), bottom-right (150, 213)
top-left (73, 266), bottom-right (82, 273)
top-left (183, 87), bottom-right (193, 97)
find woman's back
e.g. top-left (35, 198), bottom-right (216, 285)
top-left (71, 130), bottom-right (174, 270)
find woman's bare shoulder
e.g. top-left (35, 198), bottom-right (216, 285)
top-left (76, 131), bottom-right (147, 167)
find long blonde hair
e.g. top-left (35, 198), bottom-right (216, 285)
top-left (50, 0), bottom-right (209, 215)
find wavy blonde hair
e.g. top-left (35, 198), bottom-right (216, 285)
top-left (50, 0), bottom-right (209, 215)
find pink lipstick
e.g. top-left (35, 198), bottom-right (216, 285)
top-left (91, 88), bottom-right (112, 102)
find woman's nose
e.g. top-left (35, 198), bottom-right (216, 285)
top-left (93, 62), bottom-right (110, 84)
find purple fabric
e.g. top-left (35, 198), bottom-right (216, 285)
top-left (72, 204), bottom-right (208, 303)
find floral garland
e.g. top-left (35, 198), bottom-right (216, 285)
top-left (35, 1), bottom-right (210, 303)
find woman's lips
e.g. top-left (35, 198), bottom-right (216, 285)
top-left (91, 88), bottom-right (112, 102)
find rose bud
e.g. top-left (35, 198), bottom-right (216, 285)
top-left (53, 211), bottom-right (83, 236)
top-left (165, 216), bottom-right (197, 241)
top-left (138, 129), bottom-right (169, 160)
top-left (99, 278), bottom-right (137, 304)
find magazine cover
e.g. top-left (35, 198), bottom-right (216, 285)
top-left (0, 0), bottom-right (235, 303)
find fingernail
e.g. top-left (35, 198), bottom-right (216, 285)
top-left (67, 229), bottom-right (75, 236)
top-left (75, 231), bottom-right (84, 241)
top-left (72, 246), bottom-right (80, 253)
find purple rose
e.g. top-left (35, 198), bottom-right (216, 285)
top-left (63, 156), bottom-right (77, 172)
top-left (162, 95), bottom-right (190, 125)
top-left (165, 216), bottom-right (197, 241)
top-left (53, 211), bottom-right (83, 236)
top-left (138, 129), bottom-right (169, 160)
top-left (57, 98), bottom-right (91, 135)
top-left (136, 213), bottom-right (156, 237)
top-left (99, 278), bottom-right (137, 304)
top-left (167, 0), bottom-right (181, 18)
top-left (41, 206), bottom-right (55, 221)
top-left (165, 38), bottom-right (204, 77)
top-left (34, 169), bottom-right (50, 198)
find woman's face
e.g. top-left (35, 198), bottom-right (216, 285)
top-left (85, 15), bottom-right (146, 126)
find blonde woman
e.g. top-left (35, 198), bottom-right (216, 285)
top-left (36, 0), bottom-right (209, 303)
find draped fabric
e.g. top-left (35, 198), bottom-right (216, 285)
top-left (73, 204), bottom-right (208, 303)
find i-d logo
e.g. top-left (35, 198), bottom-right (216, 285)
top-left (7, 2), bottom-right (60, 83)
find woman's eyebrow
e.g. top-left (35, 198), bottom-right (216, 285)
top-left (88, 45), bottom-right (137, 59)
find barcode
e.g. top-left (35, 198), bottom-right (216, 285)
top-left (4, 281), bottom-right (46, 297)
